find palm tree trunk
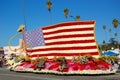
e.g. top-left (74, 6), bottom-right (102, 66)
top-left (49, 11), bottom-right (52, 24)
top-left (22, 0), bottom-right (27, 31)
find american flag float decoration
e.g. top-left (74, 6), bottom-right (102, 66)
top-left (6, 21), bottom-right (118, 75)
top-left (23, 21), bottom-right (100, 58)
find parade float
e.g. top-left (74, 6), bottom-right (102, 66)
top-left (5, 20), bottom-right (119, 75)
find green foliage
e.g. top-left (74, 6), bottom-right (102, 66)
top-left (103, 25), bottom-right (106, 30)
top-left (64, 8), bottom-right (69, 18)
top-left (46, 0), bottom-right (52, 11)
top-left (112, 19), bottom-right (119, 28)
top-left (76, 15), bottom-right (80, 21)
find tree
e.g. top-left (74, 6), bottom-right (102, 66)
top-left (76, 15), bottom-right (80, 21)
top-left (109, 28), bottom-right (112, 33)
top-left (112, 19), bottom-right (119, 28)
top-left (102, 40), bottom-right (106, 45)
top-left (64, 8), bottom-right (69, 20)
top-left (102, 40), bottom-right (106, 51)
top-left (114, 33), bottom-right (118, 45)
top-left (103, 25), bottom-right (106, 31)
top-left (109, 38), bottom-right (117, 45)
top-left (103, 25), bottom-right (107, 42)
top-left (46, 0), bottom-right (52, 24)
top-left (46, 0), bottom-right (52, 11)
top-left (114, 32), bottom-right (118, 37)
top-left (109, 28), bottom-right (112, 41)
top-left (109, 38), bottom-right (118, 49)
top-left (112, 19), bottom-right (120, 49)
top-left (112, 19), bottom-right (119, 41)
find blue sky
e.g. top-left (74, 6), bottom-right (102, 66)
top-left (0, 0), bottom-right (120, 47)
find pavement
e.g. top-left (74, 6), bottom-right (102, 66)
top-left (1, 66), bottom-right (120, 80)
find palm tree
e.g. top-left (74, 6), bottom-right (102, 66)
top-left (103, 25), bottom-right (106, 31)
top-left (102, 40), bottom-right (106, 46)
top-left (109, 28), bottom-right (112, 40)
top-left (46, 0), bottom-right (52, 24)
top-left (114, 33), bottom-right (118, 38)
top-left (46, 0), bottom-right (52, 11)
top-left (114, 32), bottom-right (119, 48)
top-left (112, 19), bottom-right (120, 49)
top-left (22, 0), bottom-right (27, 31)
top-left (112, 19), bottom-right (119, 28)
top-left (109, 28), bottom-right (112, 33)
top-left (103, 25), bottom-right (107, 42)
top-left (103, 25), bottom-right (108, 51)
top-left (112, 19), bottom-right (119, 42)
top-left (102, 40), bottom-right (106, 51)
top-left (64, 8), bottom-right (69, 20)
top-left (76, 15), bottom-right (80, 21)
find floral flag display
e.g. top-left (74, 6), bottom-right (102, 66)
top-left (6, 21), bottom-right (118, 75)
top-left (23, 21), bottom-right (99, 58)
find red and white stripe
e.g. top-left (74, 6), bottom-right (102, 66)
top-left (26, 21), bottom-right (99, 58)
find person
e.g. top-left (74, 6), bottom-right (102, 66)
top-left (117, 58), bottom-right (120, 69)
top-left (0, 56), bottom-right (3, 68)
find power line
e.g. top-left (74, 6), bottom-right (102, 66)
top-left (22, 0), bottom-right (27, 31)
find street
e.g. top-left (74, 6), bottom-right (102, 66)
top-left (0, 66), bottom-right (120, 80)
